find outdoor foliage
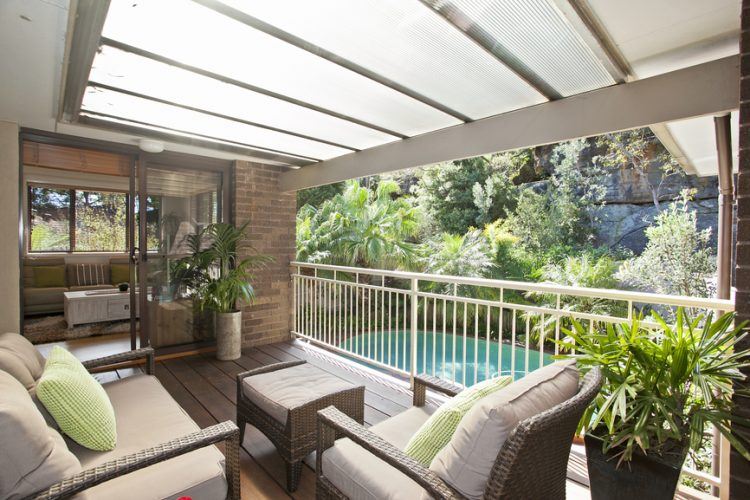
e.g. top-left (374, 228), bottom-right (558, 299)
top-left (561, 310), bottom-right (750, 465)
top-left (415, 154), bottom-right (520, 235)
top-left (420, 230), bottom-right (495, 294)
top-left (297, 179), bottom-right (421, 269)
top-left (504, 139), bottom-right (602, 254)
top-left (595, 129), bottom-right (682, 208)
top-left (295, 128), bottom-right (718, 302)
top-left (617, 191), bottom-right (715, 298)
top-left (296, 181), bottom-right (345, 209)
top-left (535, 252), bottom-right (626, 317)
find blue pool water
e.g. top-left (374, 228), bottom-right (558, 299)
top-left (338, 330), bottom-right (554, 385)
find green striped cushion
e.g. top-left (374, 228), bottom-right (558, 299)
top-left (404, 375), bottom-right (512, 466)
top-left (36, 346), bottom-right (117, 451)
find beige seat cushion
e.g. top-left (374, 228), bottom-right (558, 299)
top-left (69, 374), bottom-right (227, 500)
top-left (0, 371), bottom-right (81, 500)
top-left (0, 332), bottom-right (46, 390)
top-left (430, 360), bottom-right (580, 499)
top-left (321, 406), bottom-right (433, 500)
top-left (242, 363), bottom-right (359, 425)
top-left (24, 287), bottom-right (68, 306)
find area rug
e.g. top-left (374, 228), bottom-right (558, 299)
top-left (23, 314), bottom-right (138, 344)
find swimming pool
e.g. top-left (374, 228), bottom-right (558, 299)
top-left (338, 330), bottom-right (555, 385)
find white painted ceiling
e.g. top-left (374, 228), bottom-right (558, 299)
top-left (0, 0), bottom-right (743, 174)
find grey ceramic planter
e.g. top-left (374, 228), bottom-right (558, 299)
top-left (215, 311), bottom-right (242, 360)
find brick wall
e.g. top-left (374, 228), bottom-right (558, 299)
top-left (232, 161), bottom-right (296, 347)
top-left (734, 1), bottom-right (750, 496)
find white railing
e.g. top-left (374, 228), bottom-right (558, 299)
top-left (290, 261), bottom-right (735, 499)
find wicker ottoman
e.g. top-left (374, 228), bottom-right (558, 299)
top-left (237, 360), bottom-right (365, 492)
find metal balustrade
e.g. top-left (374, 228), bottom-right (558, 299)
top-left (290, 261), bottom-right (735, 498)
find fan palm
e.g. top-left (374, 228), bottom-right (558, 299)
top-left (296, 179), bottom-right (420, 269)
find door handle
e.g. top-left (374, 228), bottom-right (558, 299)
top-left (130, 247), bottom-right (139, 265)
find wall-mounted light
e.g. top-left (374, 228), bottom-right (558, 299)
top-left (138, 139), bottom-right (164, 153)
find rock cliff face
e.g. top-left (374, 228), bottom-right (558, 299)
top-left (590, 168), bottom-right (718, 253)
top-left (590, 197), bottom-right (718, 253)
top-left (524, 139), bottom-right (720, 254)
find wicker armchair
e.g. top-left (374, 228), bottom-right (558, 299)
top-left (317, 368), bottom-right (602, 500)
top-left (23, 347), bottom-right (240, 500)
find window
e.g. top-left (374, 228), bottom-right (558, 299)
top-left (28, 184), bottom-right (129, 253)
top-left (28, 186), bottom-right (71, 252)
top-left (74, 190), bottom-right (128, 252)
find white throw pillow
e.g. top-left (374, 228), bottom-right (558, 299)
top-left (429, 360), bottom-right (579, 499)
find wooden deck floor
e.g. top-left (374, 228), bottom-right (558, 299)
top-left (77, 338), bottom-right (591, 499)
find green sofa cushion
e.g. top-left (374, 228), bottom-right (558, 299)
top-left (110, 263), bottom-right (130, 285)
top-left (404, 375), bottom-right (512, 466)
top-left (36, 346), bottom-right (117, 451)
top-left (33, 266), bottom-right (66, 288)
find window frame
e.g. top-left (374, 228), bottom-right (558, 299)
top-left (26, 181), bottom-right (131, 254)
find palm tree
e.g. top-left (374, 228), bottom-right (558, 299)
top-left (296, 179), bottom-right (420, 270)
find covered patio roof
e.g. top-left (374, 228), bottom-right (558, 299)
top-left (0, 0), bottom-right (741, 188)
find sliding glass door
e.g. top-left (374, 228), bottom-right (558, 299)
top-left (135, 157), bottom-right (226, 350)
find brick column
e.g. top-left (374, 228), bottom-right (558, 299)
top-left (734, 1), bottom-right (750, 496)
top-left (233, 161), bottom-right (296, 347)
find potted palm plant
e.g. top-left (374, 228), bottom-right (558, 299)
top-left (559, 309), bottom-right (750, 500)
top-left (174, 222), bottom-right (271, 360)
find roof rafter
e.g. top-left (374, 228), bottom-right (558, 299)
top-left (79, 111), bottom-right (317, 166)
top-left (86, 81), bottom-right (359, 153)
top-left (100, 38), bottom-right (407, 140)
top-left (552, 0), bottom-right (631, 83)
top-left (280, 56), bottom-right (739, 191)
top-left (417, 0), bottom-right (561, 100)
top-left (192, 0), bottom-right (473, 123)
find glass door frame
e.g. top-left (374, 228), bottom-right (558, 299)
top-left (134, 152), bottom-right (232, 354)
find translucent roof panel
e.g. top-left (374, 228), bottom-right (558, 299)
top-left (217, 0), bottom-right (547, 120)
top-left (101, 0), bottom-right (461, 137)
top-left (445, 0), bottom-right (616, 96)
top-left (78, 112), bottom-right (308, 166)
top-left (89, 45), bottom-right (397, 151)
top-left (81, 86), bottom-right (352, 160)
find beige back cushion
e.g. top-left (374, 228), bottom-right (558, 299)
top-left (429, 360), bottom-right (579, 499)
top-left (67, 263), bottom-right (110, 287)
top-left (23, 257), bottom-right (66, 288)
top-left (0, 371), bottom-right (80, 499)
top-left (0, 332), bottom-right (46, 390)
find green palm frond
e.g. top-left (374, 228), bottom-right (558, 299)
top-left (558, 309), bottom-right (750, 464)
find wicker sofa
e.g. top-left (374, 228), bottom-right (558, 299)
top-left (0, 333), bottom-right (239, 500)
top-left (316, 362), bottom-right (602, 500)
top-left (23, 256), bottom-right (130, 316)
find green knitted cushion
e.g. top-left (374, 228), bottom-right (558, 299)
top-left (110, 264), bottom-right (130, 285)
top-left (36, 346), bottom-right (117, 451)
top-left (404, 375), bottom-right (512, 466)
top-left (33, 266), bottom-right (66, 287)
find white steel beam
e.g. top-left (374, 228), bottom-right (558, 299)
top-left (280, 56), bottom-right (739, 192)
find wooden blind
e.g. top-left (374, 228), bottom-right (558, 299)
top-left (23, 141), bottom-right (132, 177)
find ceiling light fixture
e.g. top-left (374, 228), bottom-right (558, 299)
top-left (138, 138), bottom-right (164, 153)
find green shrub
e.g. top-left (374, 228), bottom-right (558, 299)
top-left (617, 192), bottom-right (715, 298)
top-left (415, 154), bottom-right (521, 235)
top-left (420, 230), bottom-right (494, 277)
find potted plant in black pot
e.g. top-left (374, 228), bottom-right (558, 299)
top-left (559, 309), bottom-right (750, 500)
